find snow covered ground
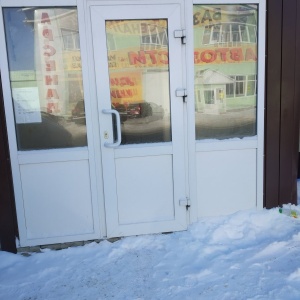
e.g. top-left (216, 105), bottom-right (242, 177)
top-left (1, 204), bottom-right (300, 300)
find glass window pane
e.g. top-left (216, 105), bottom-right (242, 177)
top-left (232, 24), bottom-right (240, 42)
top-left (240, 25), bottom-right (249, 42)
top-left (204, 90), bottom-right (215, 104)
top-left (106, 20), bottom-right (171, 145)
top-left (235, 75), bottom-right (246, 96)
top-left (247, 74), bottom-right (257, 96)
top-left (3, 7), bottom-right (87, 150)
top-left (212, 25), bottom-right (221, 43)
top-left (226, 83), bottom-right (234, 98)
top-left (202, 26), bottom-right (211, 45)
top-left (194, 5), bottom-right (258, 140)
top-left (220, 24), bottom-right (231, 44)
top-left (249, 26), bottom-right (257, 43)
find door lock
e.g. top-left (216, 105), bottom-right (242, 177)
top-left (104, 131), bottom-right (109, 139)
top-left (176, 88), bottom-right (188, 102)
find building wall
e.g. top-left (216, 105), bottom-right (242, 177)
top-left (265, 0), bottom-right (300, 207)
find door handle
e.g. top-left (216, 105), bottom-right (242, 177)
top-left (102, 109), bottom-right (122, 148)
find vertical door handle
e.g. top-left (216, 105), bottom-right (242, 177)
top-left (102, 109), bottom-right (122, 148)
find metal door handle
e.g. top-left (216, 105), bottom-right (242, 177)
top-left (102, 109), bottom-right (121, 148)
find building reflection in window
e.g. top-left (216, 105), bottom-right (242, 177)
top-left (3, 7), bottom-right (87, 150)
top-left (194, 4), bottom-right (258, 140)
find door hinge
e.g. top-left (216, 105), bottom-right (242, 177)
top-left (179, 197), bottom-right (191, 210)
top-left (176, 88), bottom-right (187, 102)
top-left (174, 29), bottom-right (186, 44)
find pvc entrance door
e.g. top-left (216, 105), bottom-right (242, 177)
top-left (90, 3), bottom-right (187, 237)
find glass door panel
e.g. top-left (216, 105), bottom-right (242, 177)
top-left (90, 4), bottom-right (187, 238)
top-left (105, 19), bottom-right (171, 144)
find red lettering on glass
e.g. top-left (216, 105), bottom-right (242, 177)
top-left (46, 89), bottom-right (59, 99)
top-left (194, 51), bottom-right (201, 64)
top-left (215, 48), bottom-right (229, 61)
top-left (145, 50), bottom-right (157, 64)
top-left (158, 51), bottom-right (168, 64)
top-left (45, 75), bottom-right (58, 85)
top-left (111, 89), bottom-right (135, 98)
top-left (45, 60), bottom-right (56, 71)
top-left (230, 48), bottom-right (244, 61)
top-left (110, 90), bottom-right (117, 98)
top-left (110, 78), bottom-right (119, 86)
top-left (42, 28), bottom-right (54, 41)
top-left (128, 51), bottom-right (146, 65)
top-left (43, 45), bottom-right (56, 57)
top-left (41, 12), bottom-right (51, 24)
top-left (245, 48), bottom-right (257, 61)
top-left (47, 103), bottom-right (60, 113)
top-left (200, 50), bottom-right (216, 63)
top-left (110, 77), bottom-right (135, 87)
top-left (120, 77), bottom-right (134, 86)
top-left (125, 89), bottom-right (133, 97)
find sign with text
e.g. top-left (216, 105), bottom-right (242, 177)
top-left (12, 87), bottom-right (42, 124)
top-left (109, 71), bottom-right (143, 104)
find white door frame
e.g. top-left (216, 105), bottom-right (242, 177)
top-left (0, 0), bottom-right (265, 246)
top-left (80, 0), bottom-right (189, 237)
top-left (0, 0), bottom-right (102, 246)
top-left (185, 0), bottom-right (265, 220)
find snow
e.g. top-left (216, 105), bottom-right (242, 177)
top-left (1, 206), bottom-right (300, 300)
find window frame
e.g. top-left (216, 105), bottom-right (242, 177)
top-left (188, 0), bottom-right (266, 216)
top-left (0, 0), bottom-right (101, 247)
top-left (140, 21), bottom-right (169, 49)
top-left (61, 28), bottom-right (80, 50)
top-left (203, 22), bottom-right (257, 45)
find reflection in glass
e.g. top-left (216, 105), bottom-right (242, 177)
top-left (3, 7), bottom-right (87, 150)
top-left (194, 5), bottom-right (258, 140)
top-left (105, 20), bottom-right (171, 145)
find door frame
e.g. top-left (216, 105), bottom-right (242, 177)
top-left (0, 0), bottom-right (102, 246)
top-left (186, 0), bottom-right (265, 219)
top-left (79, 0), bottom-right (189, 237)
top-left (0, 0), bottom-right (267, 249)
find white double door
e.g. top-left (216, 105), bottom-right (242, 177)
top-left (90, 3), bottom-right (188, 237)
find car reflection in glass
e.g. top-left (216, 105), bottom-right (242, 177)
top-left (112, 104), bottom-right (128, 123)
top-left (71, 100), bottom-right (170, 145)
top-left (120, 101), bottom-right (170, 145)
top-left (17, 111), bottom-right (73, 150)
top-left (71, 99), bottom-right (86, 124)
top-left (126, 102), bottom-right (164, 121)
top-left (17, 98), bottom-right (89, 150)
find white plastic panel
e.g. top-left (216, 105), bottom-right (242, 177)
top-left (115, 155), bottom-right (174, 224)
top-left (20, 160), bottom-right (94, 240)
top-left (196, 149), bottom-right (256, 217)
